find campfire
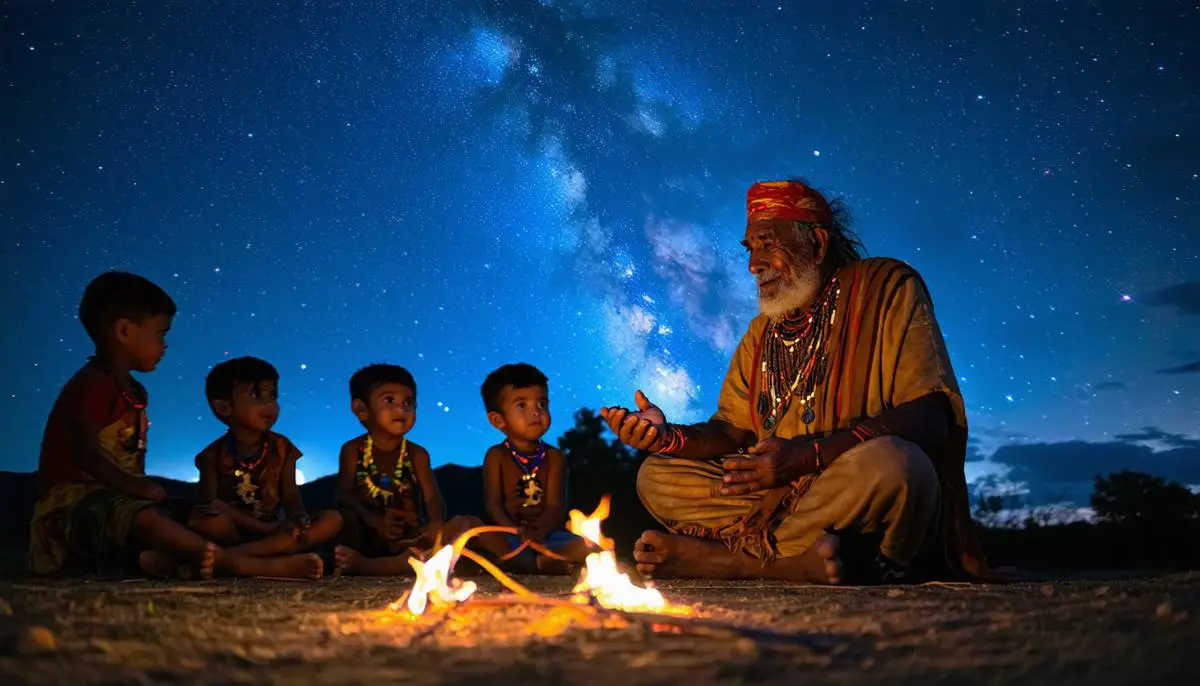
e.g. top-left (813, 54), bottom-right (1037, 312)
top-left (390, 496), bottom-right (689, 622)
top-left (339, 496), bottom-right (824, 651)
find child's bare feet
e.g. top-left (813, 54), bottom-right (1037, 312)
top-left (222, 551), bottom-right (324, 579)
top-left (138, 550), bottom-right (179, 579)
top-left (334, 545), bottom-right (360, 576)
top-left (534, 554), bottom-right (575, 576)
top-left (199, 542), bottom-right (218, 581)
top-left (333, 545), bottom-right (415, 576)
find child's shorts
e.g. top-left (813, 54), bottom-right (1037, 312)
top-left (338, 509), bottom-right (424, 557)
top-left (65, 488), bottom-right (159, 568)
top-left (501, 530), bottom-right (583, 573)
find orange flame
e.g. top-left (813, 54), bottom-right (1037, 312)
top-left (400, 544), bottom-right (477, 615)
top-left (567, 496), bottom-right (688, 615)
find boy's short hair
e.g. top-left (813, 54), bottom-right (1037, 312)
top-left (481, 363), bottom-right (549, 413)
top-left (79, 271), bottom-right (177, 345)
top-left (205, 357), bottom-right (279, 421)
top-left (349, 364), bottom-right (417, 403)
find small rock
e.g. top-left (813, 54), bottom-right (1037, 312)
top-left (886, 589), bottom-right (904, 598)
top-left (1155, 602), bottom-right (1173, 619)
top-left (18, 626), bottom-right (57, 654)
top-left (1094, 586), bottom-right (1110, 597)
top-left (1041, 584), bottom-right (1054, 598)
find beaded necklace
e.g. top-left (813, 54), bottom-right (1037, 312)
top-left (357, 435), bottom-right (411, 505)
top-left (756, 276), bottom-right (840, 434)
top-left (225, 432), bottom-right (269, 507)
top-left (504, 439), bottom-right (546, 507)
top-left (94, 358), bottom-right (149, 454)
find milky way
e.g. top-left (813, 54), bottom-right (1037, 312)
top-left (4, 1), bottom-right (1198, 506)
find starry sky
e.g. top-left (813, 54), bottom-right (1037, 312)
top-left (4, 1), bottom-right (1198, 508)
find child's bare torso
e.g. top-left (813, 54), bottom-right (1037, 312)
top-left (494, 453), bottom-right (546, 525)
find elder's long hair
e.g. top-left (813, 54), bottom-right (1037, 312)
top-left (786, 177), bottom-right (866, 270)
top-left (821, 196), bottom-right (865, 269)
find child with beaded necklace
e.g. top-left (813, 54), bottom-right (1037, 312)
top-left (191, 357), bottom-right (343, 569)
top-left (481, 363), bottom-right (592, 574)
top-left (334, 364), bottom-right (489, 576)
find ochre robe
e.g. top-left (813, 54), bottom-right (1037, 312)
top-left (708, 257), bottom-right (986, 577)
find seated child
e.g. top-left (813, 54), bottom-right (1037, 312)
top-left (334, 364), bottom-right (489, 576)
top-left (29, 272), bottom-right (321, 580)
top-left (191, 356), bottom-right (342, 563)
top-left (481, 363), bottom-right (591, 574)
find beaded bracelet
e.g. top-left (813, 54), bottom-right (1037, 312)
top-left (657, 425), bottom-right (686, 454)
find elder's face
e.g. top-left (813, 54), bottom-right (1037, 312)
top-left (742, 220), bottom-right (823, 319)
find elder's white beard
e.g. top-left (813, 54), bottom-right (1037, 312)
top-left (757, 260), bottom-right (821, 320)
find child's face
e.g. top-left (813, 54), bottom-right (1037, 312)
top-left (114, 314), bottom-right (172, 372)
top-left (354, 383), bottom-right (416, 437)
top-left (489, 384), bottom-right (551, 442)
top-left (224, 379), bottom-right (280, 434)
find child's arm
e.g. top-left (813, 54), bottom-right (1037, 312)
top-left (532, 448), bottom-right (568, 542)
top-left (279, 442), bottom-right (310, 533)
top-left (483, 447), bottom-right (519, 528)
top-left (196, 449), bottom-right (275, 535)
top-left (337, 441), bottom-right (381, 531)
top-left (411, 446), bottom-right (445, 526)
top-left (196, 448), bottom-right (221, 503)
top-left (73, 418), bottom-right (163, 501)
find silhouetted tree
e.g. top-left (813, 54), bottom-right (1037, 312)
top-left (1090, 470), bottom-right (1200, 526)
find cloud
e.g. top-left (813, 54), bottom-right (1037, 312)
top-left (1091, 381), bottom-right (1127, 392)
top-left (1160, 359), bottom-right (1200, 374)
top-left (989, 438), bottom-right (1200, 487)
top-left (965, 438), bottom-right (987, 462)
top-left (601, 304), bottom-right (700, 423)
top-left (1142, 280), bottom-right (1200, 316)
top-left (1113, 428), bottom-right (1200, 450)
top-left (644, 216), bottom-right (754, 353)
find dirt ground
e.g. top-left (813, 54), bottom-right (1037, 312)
top-left (1, 572), bottom-right (1198, 685)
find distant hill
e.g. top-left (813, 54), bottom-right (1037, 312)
top-left (0, 465), bottom-right (487, 551)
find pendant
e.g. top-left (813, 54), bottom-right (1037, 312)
top-left (379, 474), bottom-right (392, 488)
top-left (520, 473), bottom-right (544, 507)
top-left (236, 472), bottom-right (259, 505)
top-left (763, 416), bottom-right (776, 431)
top-left (802, 406), bottom-right (816, 425)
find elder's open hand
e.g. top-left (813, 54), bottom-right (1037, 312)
top-left (600, 390), bottom-right (666, 451)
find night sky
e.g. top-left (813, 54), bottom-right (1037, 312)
top-left (4, 1), bottom-right (1198, 510)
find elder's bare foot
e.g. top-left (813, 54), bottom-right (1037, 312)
top-left (788, 534), bottom-right (843, 584)
top-left (633, 530), bottom-right (742, 579)
top-left (633, 530), bottom-right (843, 583)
